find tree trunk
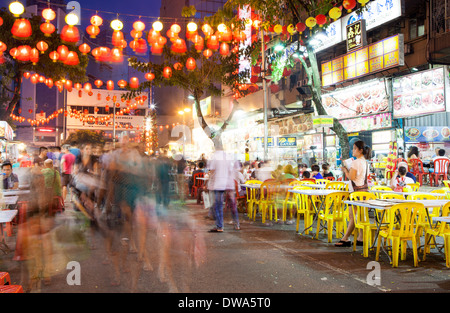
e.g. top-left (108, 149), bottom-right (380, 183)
top-left (0, 71), bottom-right (22, 121)
top-left (302, 47), bottom-right (351, 162)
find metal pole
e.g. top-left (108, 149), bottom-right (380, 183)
top-left (261, 28), bottom-right (269, 161)
top-left (63, 89), bottom-right (67, 142)
top-left (113, 104), bottom-right (116, 148)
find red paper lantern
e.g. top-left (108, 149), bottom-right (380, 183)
top-left (65, 80), bottom-right (73, 90)
top-left (64, 51), bottom-right (79, 65)
top-left (106, 80), bottom-right (114, 90)
top-left (11, 19), bottom-right (32, 39)
top-left (57, 45), bottom-right (69, 62)
top-left (203, 49), bottom-right (213, 59)
top-left (16, 45), bottom-right (31, 62)
top-left (296, 22), bottom-right (306, 34)
top-left (30, 74), bottom-right (38, 84)
top-left (202, 23), bottom-right (213, 37)
top-left (174, 62), bottom-right (183, 71)
top-left (110, 48), bottom-right (123, 63)
top-left (343, 0), bottom-right (356, 12)
top-left (206, 35), bottom-right (219, 50)
top-left (60, 25), bottom-right (80, 43)
top-left (129, 77), bottom-right (139, 89)
top-left (186, 57), bottom-right (196, 71)
top-left (40, 22), bottom-right (55, 36)
top-left (23, 72), bottom-right (31, 79)
top-left (86, 25), bottom-right (100, 38)
top-left (219, 42), bottom-right (229, 55)
top-left (316, 14), bottom-right (327, 27)
top-left (171, 38), bottom-right (187, 54)
top-left (163, 66), bottom-right (172, 79)
top-left (94, 79), bottom-right (103, 88)
top-left (144, 73), bottom-right (154, 81)
top-left (30, 47), bottom-right (39, 64)
top-left (49, 51), bottom-right (59, 62)
top-left (151, 42), bottom-right (164, 55)
top-left (84, 82), bottom-right (92, 93)
top-left (36, 41), bottom-right (48, 53)
top-left (118, 79), bottom-right (127, 88)
top-left (0, 41), bottom-right (6, 53)
top-left (78, 43), bottom-right (91, 54)
top-left (112, 31), bottom-right (124, 47)
top-left (135, 38), bottom-right (148, 54)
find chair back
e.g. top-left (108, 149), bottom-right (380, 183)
top-left (407, 193), bottom-right (439, 218)
top-left (404, 182), bottom-right (420, 192)
top-left (430, 189), bottom-right (447, 199)
top-left (380, 193), bottom-right (404, 200)
top-left (350, 192), bottom-right (376, 224)
top-left (433, 158), bottom-right (450, 174)
top-left (298, 180), bottom-right (314, 185)
top-left (435, 202), bottom-right (450, 235)
top-left (444, 180), bottom-right (450, 188)
top-left (386, 202), bottom-right (424, 239)
top-left (394, 158), bottom-right (408, 170)
top-left (245, 180), bottom-right (262, 202)
top-left (301, 178), bottom-right (316, 183)
top-left (193, 172), bottom-right (205, 187)
top-left (323, 192), bottom-right (350, 219)
top-left (294, 186), bottom-right (313, 213)
top-left (410, 159), bottom-right (425, 174)
top-left (325, 176), bottom-right (335, 181)
top-left (315, 179), bottom-right (329, 185)
top-left (259, 181), bottom-right (281, 202)
top-left (326, 181), bottom-right (347, 191)
top-left (370, 185), bottom-right (393, 199)
top-left (245, 180), bottom-right (262, 184)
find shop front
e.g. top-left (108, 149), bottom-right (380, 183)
top-left (392, 66), bottom-right (448, 165)
top-left (0, 121), bottom-right (16, 162)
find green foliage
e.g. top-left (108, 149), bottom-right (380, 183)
top-left (181, 5), bottom-right (197, 18)
top-left (64, 130), bottom-right (105, 146)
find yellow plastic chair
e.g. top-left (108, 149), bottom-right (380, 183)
top-left (326, 181), bottom-right (348, 191)
top-left (443, 180), bottom-right (450, 188)
top-left (380, 193), bottom-right (404, 200)
top-left (405, 182), bottom-right (420, 192)
top-left (253, 181), bottom-right (281, 223)
top-left (315, 179), bottom-right (329, 185)
top-left (298, 180), bottom-right (314, 185)
top-left (315, 191), bottom-right (350, 243)
top-left (244, 180), bottom-right (262, 219)
top-left (294, 186), bottom-right (314, 234)
top-left (375, 202), bottom-right (425, 267)
top-left (281, 181), bottom-right (303, 222)
top-left (431, 189), bottom-right (447, 200)
top-left (407, 194), bottom-right (439, 232)
top-left (423, 202), bottom-right (450, 267)
top-left (351, 191), bottom-right (377, 257)
top-left (370, 185), bottom-right (393, 199)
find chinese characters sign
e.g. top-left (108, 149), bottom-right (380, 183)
top-left (322, 34), bottom-right (404, 87)
top-left (346, 20), bottom-right (367, 52)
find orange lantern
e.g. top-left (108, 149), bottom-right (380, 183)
top-left (106, 80), bottom-right (114, 90)
top-left (174, 62), bottom-right (183, 70)
top-left (163, 66), bottom-right (172, 79)
top-left (30, 74), bottom-right (38, 84)
top-left (186, 57), bottom-right (196, 71)
top-left (30, 47), bottom-right (39, 64)
top-left (0, 41), bottom-right (6, 53)
top-left (64, 51), bottom-right (79, 65)
top-left (145, 72), bottom-right (155, 81)
top-left (11, 19), bottom-right (32, 39)
top-left (171, 38), bottom-right (187, 54)
top-left (49, 51), bottom-right (59, 62)
top-left (129, 77), bottom-right (139, 89)
top-left (78, 43), bottom-right (91, 54)
top-left (133, 20), bottom-right (146, 32)
top-left (94, 79), bottom-right (103, 88)
top-left (202, 23), bottom-right (213, 37)
top-left (170, 23), bottom-right (181, 34)
top-left (112, 31), bottom-right (124, 47)
top-left (23, 71), bottom-right (31, 79)
top-left (36, 41), bottom-right (48, 54)
top-left (219, 42), bottom-right (229, 55)
top-left (40, 22), bottom-right (55, 36)
top-left (118, 79), bottom-right (127, 88)
top-left (57, 45), bottom-right (69, 62)
top-left (65, 80), bottom-right (73, 90)
top-left (203, 49), bottom-right (213, 59)
top-left (60, 25), bottom-right (80, 43)
top-left (110, 48), bottom-right (123, 63)
top-left (206, 35), bottom-right (219, 50)
top-left (74, 82), bottom-right (82, 90)
top-left (16, 45), bottom-right (31, 62)
top-left (135, 38), bottom-right (148, 54)
top-left (86, 25), bottom-right (100, 38)
top-left (84, 82), bottom-right (92, 92)
top-left (151, 42), bottom-right (164, 55)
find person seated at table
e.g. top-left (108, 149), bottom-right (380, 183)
top-left (390, 164), bottom-right (415, 191)
top-left (298, 163), bottom-right (307, 178)
top-left (311, 164), bottom-right (323, 179)
top-left (407, 145), bottom-right (420, 169)
top-left (2, 161), bottom-right (19, 190)
top-left (189, 161), bottom-right (206, 195)
top-left (396, 161), bottom-right (416, 183)
top-left (281, 164), bottom-right (298, 180)
top-left (432, 149), bottom-right (449, 162)
top-left (301, 171), bottom-right (311, 180)
top-left (321, 163), bottom-right (334, 179)
top-left (271, 164), bottom-right (283, 180)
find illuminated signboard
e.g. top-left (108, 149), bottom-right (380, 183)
top-left (277, 137), bottom-right (297, 147)
top-left (321, 34), bottom-right (404, 87)
top-left (346, 19), bottom-right (367, 52)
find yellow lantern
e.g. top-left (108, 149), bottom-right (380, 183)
top-left (305, 17), bottom-right (316, 29)
top-left (357, 0), bottom-right (370, 6)
top-left (9, 1), bottom-right (24, 17)
top-left (287, 24), bottom-right (296, 35)
top-left (273, 24), bottom-right (283, 34)
top-left (329, 7), bottom-right (342, 21)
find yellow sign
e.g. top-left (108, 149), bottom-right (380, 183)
top-left (322, 34), bottom-right (404, 87)
top-left (313, 116), bottom-right (334, 128)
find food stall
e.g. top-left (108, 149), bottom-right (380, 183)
top-left (0, 121), bottom-right (15, 161)
top-left (393, 66), bottom-right (448, 163)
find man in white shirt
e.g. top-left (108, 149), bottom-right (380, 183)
top-left (207, 146), bottom-right (239, 232)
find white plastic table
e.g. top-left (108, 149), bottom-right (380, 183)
top-left (0, 210), bottom-right (18, 253)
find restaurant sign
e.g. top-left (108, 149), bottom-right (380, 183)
top-left (346, 19), bottom-right (367, 52)
top-left (277, 137), bottom-right (297, 147)
top-left (393, 67), bottom-right (446, 118)
top-left (405, 126), bottom-right (450, 143)
top-left (322, 34), bottom-right (404, 87)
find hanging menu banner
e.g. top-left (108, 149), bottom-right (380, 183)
top-left (322, 34), bottom-right (404, 87)
top-left (392, 67), bottom-right (446, 118)
top-left (405, 126), bottom-right (450, 143)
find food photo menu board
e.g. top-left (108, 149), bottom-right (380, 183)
top-left (393, 67), bottom-right (446, 118)
top-left (322, 79), bottom-right (390, 119)
top-left (405, 126), bottom-right (450, 143)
